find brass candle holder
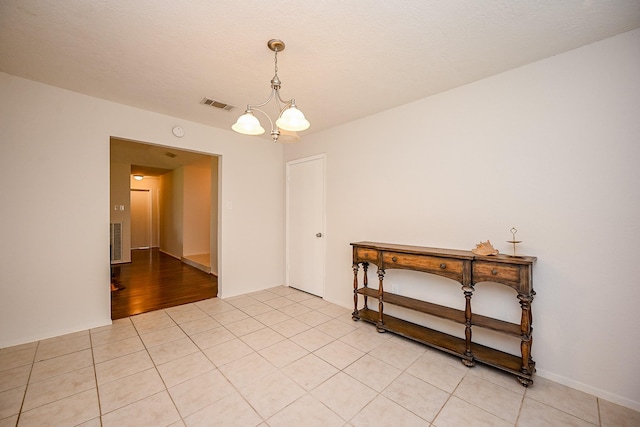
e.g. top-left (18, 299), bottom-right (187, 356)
top-left (507, 227), bottom-right (522, 257)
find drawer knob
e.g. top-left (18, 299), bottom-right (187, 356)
top-left (440, 263), bottom-right (446, 269)
top-left (491, 269), bottom-right (499, 275)
top-left (392, 256), bottom-right (398, 262)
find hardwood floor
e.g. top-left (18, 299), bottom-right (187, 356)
top-left (111, 248), bottom-right (218, 320)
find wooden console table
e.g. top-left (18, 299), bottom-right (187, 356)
top-left (351, 241), bottom-right (537, 386)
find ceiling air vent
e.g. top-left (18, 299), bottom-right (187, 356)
top-left (201, 97), bottom-right (235, 111)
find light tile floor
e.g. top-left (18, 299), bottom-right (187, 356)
top-left (1, 286), bottom-right (638, 426)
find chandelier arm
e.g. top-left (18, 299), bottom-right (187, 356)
top-left (246, 106), bottom-right (274, 133)
top-left (246, 87), bottom-right (277, 110)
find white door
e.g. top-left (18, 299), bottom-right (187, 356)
top-left (286, 155), bottom-right (325, 297)
top-left (130, 189), bottom-right (152, 249)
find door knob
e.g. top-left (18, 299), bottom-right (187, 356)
top-left (316, 232), bottom-right (323, 237)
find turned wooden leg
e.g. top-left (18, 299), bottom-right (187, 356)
top-left (518, 293), bottom-right (534, 375)
top-left (362, 263), bottom-right (369, 310)
top-left (462, 284), bottom-right (475, 365)
top-left (352, 263), bottom-right (360, 320)
top-left (376, 268), bottom-right (385, 332)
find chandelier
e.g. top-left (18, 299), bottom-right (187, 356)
top-left (232, 39), bottom-right (310, 143)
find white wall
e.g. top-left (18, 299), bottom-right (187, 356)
top-left (284, 29), bottom-right (640, 410)
top-left (0, 72), bottom-right (285, 347)
top-left (183, 157), bottom-right (212, 256)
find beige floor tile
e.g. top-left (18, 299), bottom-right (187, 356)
top-left (300, 298), bottom-right (331, 310)
top-left (35, 334), bottom-right (91, 362)
top-left (99, 367), bottom-right (165, 414)
top-left (95, 350), bottom-right (154, 385)
top-left (189, 326), bottom-right (235, 350)
top-left (225, 295), bottom-right (260, 309)
top-left (454, 373), bottom-right (523, 423)
top-left (183, 391), bottom-right (262, 427)
top-left (156, 352), bottom-right (214, 388)
top-left (284, 291), bottom-right (316, 303)
top-left (339, 328), bottom-right (390, 353)
top-left (178, 316), bottom-right (221, 336)
top-left (313, 340), bottom-right (365, 370)
top-left (30, 349), bottom-right (93, 383)
top-left (239, 302), bottom-right (274, 316)
top-left (278, 303), bottom-right (309, 317)
top-left (434, 396), bottom-right (512, 427)
top-left (311, 371), bottom-right (378, 421)
top-left (211, 309), bottom-right (250, 325)
top-left (314, 318), bottom-right (357, 339)
top-left (253, 309), bottom-right (291, 326)
top-left (290, 328), bottom-right (334, 352)
top-left (281, 353), bottom-right (338, 391)
top-left (140, 325), bottom-right (187, 348)
top-left (599, 398), bottom-right (640, 427)
top-left (166, 306), bottom-right (208, 324)
top-left (351, 394), bottom-right (427, 426)
top-left (18, 388), bottom-right (99, 427)
top-left (264, 296), bottom-right (296, 309)
top-left (466, 363), bottom-right (527, 394)
top-left (225, 317), bottom-right (265, 337)
top-left (131, 313), bottom-right (177, 335)
top-left (0, 415), bottom-right (19, 427)
top-left (23, 365), bottom-right (95, 412)
top-left (270, 318), bottom-right (311, 338)
top-left (344, 354), bottom-right (401, 392)
top-left (218, 352), bottom-right (276, 389)
top-left (367, 339), bottom-right (423, 370)
top-left (247, 289), bottom-right (281, 302)
top-left (240, 327), bottom-right (285, 351)
top-left (239, 370), bottom-right (306, 419)
top-left (195, 299), bottom-right (235, 315)
top-left (147, 336), bottom-right (199, 366)
top-left (518, 397), bottom-right (595, 427)
top-left (296, 310), bottom-right (332, 327)
top-left (405, 352), bottom-right (467, 393)
top-left (268, 394), bottom-right (344, 427)
top-left (0, 385), bottom-right (25, 420)
top-left (525, 376), bottom-right (599, 425)
top-left (317, 304), bottom-right (352, 318)
top-left (39, 330), bottom-right (89, 345)
top-left (90, 324), bottom-right (138, 347)
top-left (169, 370), bottom-right (235, 418)
top-left (92, 336), bottom-right (145, 364)
top-left (77, 416), bottom-right (103, 426)
top-left (0, 364), bottom-right (30, 393)
top-left (258, 339), bottom-right (308, 368)
top-left (0, 347), bottom-right (36, 371)
top-left (383, 372), bottom-right (449, 422)
top-left (269, 286), bottom-right (299, 296)
top-left (202, 337), bottom-right (255, 367)
top-left (0, 341), bottom-right (37, 354)
top-left (102, 391), bottom-right (181, 427)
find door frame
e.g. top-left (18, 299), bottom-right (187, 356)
top-left (285, 154), bottom-right (327, 296)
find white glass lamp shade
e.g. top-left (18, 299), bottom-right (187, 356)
top-left (232, 111), bottom-right (265, 135)
top-left (276, 106), bottom-right (310, 132)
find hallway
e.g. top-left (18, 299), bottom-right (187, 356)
top-left (111, 249), bottom-right (218, 320)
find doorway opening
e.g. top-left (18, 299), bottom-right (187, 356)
top-left (109, 137), bottom-right (220, 318)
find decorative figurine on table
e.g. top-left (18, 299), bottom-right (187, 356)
top-left (472, 240), bottom-right (499, 256)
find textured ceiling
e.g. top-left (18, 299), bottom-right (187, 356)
top-left (1, 1), bottom-right (639, 140)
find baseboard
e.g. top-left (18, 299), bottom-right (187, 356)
top-left (535, 368), bottom-right (640, 412)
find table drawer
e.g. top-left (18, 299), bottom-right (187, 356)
top-left (383, 251), bottom-right (464, 277)
top-left (473, 261), bottom-right (520, 286)
top-left (354, 247), bottom-right (379, 263)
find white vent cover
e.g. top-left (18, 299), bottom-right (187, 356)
top-left (201, 97), bottom-right (235, 111)
top-left (110, 222), bottom-right (123, 262)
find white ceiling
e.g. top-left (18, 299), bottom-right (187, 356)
top-left (1, 1), bottom-right (639, 140)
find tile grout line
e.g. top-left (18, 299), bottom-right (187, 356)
top-left (13, 340), bottom-right (39, 426)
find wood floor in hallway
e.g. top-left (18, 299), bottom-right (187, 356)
top-left (111, 248), bottom-right (218, 320)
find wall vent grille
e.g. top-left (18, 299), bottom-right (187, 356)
top-left (201, 97), bottom-right (235, 111)
top-left (110, 222), bottom-right (123, 262)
